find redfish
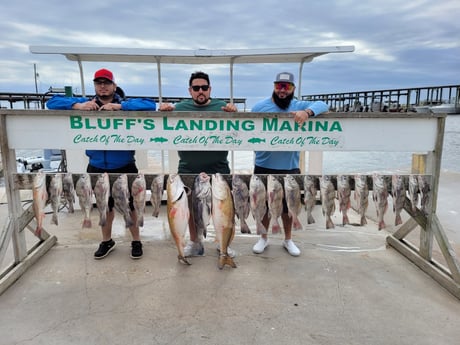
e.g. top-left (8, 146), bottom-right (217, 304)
top-left (166, 174), bottom-right (190, 265)
top-left (212, 173), bottom-right (236, 269)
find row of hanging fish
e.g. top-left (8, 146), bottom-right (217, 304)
top-left (31, 171), bottom-right (161, 235)
top-left (32, 172), bottom-right (432, 239)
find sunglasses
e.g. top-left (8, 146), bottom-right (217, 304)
top-left (191, 85), bottom-right (210, 92)
top-left (274, 82), bottom-right (294, 92)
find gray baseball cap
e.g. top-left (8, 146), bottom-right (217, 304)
top-left (274, 72), bottom-right (295, 84)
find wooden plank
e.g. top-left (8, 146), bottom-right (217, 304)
top-left (432, 215), bottom-right (460, 283)
top-left (386, 235), bottom-right (460, 300)
top-left (0, 235), bottom-right (57, 295)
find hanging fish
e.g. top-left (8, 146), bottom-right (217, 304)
top-left (337, 175), bottom-right (351, 226)
top-left (408, 174), bottom-right (419, 213)
top-left (75, 173), bottom-right (93, 228)
top-left (354, 174), bottom-right (369, 226)
top-left (150, 174), bottom-right (164, 217)
top-left (284, 174), bottom-right (302, 231)
top-left (167, 174), bottom-right (190, 265)
top-left (112, 174), bottom-right (134, 228)
top-left (267, 174), bottom-right (284, 234)
top-left (391, 174), bottom-right (406, 225)
top-left (372, 173), bottom-right (389, 230)
top-left (93, 172), bottom-right (110, 227)
top-left (48, 173), bottom-right (63, 226)
top-left (132, 173), bottom-right (147, 227)
top-left (32, 171), bottom-right (48, 237)
top-left (212, 173), bottom-right (237, 269)
top-left (417, 175), bottom-right (431, 215)
top-left (320, 175), bottom-right (336, 229)
top-left (192, 172), bottom-right (212, 240)
top-left (249, 174), bottom-right (267, 235)
top-left (231, 174), bottom-right (251, 234)
top-left (303, 175), bottom-right (317, 224)
top-left (62, 172), bottom-right (75, 213)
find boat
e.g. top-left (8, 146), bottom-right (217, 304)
top-left (429, 99), bottom-right (460, 114)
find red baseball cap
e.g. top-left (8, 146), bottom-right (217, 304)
top-left (93, 68), bottom-right (114, 82)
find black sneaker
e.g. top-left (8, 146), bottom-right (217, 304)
top-left (131, 241), bottom-right (143, 259)
top-left (94, 239), bottom-right (116, 259)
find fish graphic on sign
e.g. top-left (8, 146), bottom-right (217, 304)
top-left (150, 137), bottom-right (168, 143)
top-left (248, 138), bottom-right (266, 144)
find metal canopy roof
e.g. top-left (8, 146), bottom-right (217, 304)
top-left (29, 45), bottom-right (355, 99)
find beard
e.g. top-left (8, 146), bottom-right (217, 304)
top-left (272, 91), bottom-right (294, 110)
top-left (193, 94), bottom-right (209, 106)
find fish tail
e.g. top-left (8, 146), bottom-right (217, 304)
top-left (326, 217), bottom-right (335, 229)
top-left (82, 218), bottom-right (92, 228)
top-left (307, 214), bottom-right (316, 224)
top-left (272, 222), bottom-right (281, 234)
top-left (378, 220), bottom-right (386, 230)
top-left (360, 216), bottom-right (367, 226)
top-left (137, 216), bottom-right (144, 228)
top-left (293, 217), bottom-right (303, 231)
top-left (218, 254), bottom-right (237, 269)
top-left (69, 204), bottom-right (74, 213)
top-left (34, 227), bottom-right (42, 237)
top-left (178, 255), bottom-right (191, 265)
top-left (51, 213), bottom-right (59, 225)
top-left (240, 221), bottom-right (251, 234)
top-left (342, 214), bottom-right (349, 226)
top-left (395, 214), bottom-right (402, 226)
top-left (256, 222), bottom-right (267, 235)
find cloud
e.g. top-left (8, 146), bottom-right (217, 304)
top-left (0, 0), bottom-right (459, 108)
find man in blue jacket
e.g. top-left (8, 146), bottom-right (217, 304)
top-left (251, 72), bottom-right (329, 257)
top-left (47, 68), bottom-right (156, 260)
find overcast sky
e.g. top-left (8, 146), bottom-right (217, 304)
top-left (1, 0), bottom-right (459, 109)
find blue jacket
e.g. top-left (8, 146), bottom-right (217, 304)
top-left (253, 97), bottom-right (329, 170)
top-left (46, 93), bottom-right (156, 170)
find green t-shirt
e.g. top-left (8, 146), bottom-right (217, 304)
top-left (175, 98), bottom-right (230, 174)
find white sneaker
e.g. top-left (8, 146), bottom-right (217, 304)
top-left (253, 237), bottom-right (269, 254)
top-left (184, 241), bottom-right (204, 257)
top-left (217, 245), bottom-right (236, 258)
top-left (283, 239), bottom-right (300, 256)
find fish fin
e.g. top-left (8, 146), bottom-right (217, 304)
top-left (293, 217), bottom-right (303, 231)
top-left (218, 255), bottom-right (237, 269)
top-left (271, 223), bottom-right (281, 234)
top-left (240, 221), bottom-right (251, 234)
top-left (82, 219), bottom-right (92, 228)
top-left (178, 255), bottom-right (191, 265)
top-left (326, 218), bottom-right (335, 229)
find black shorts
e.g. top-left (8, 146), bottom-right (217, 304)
top-left (253, 165), bottom-right (301, 214)
top-left (87, 163), bottom-right (138, 211)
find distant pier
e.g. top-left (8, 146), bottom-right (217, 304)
top-left (302, 84), bottom-right (460, 112)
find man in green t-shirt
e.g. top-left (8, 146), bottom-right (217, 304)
top-left (159, 71), bottom-right (238, 257)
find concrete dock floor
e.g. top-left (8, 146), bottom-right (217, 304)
top-left (0, 172), bottom-right (459, 345)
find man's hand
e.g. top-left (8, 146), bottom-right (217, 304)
top-left (98, 103), bottom-right (122, 111)
top-left (72, 100), bottom-right (100, 111)
top-left (159, 103), bottom-right (175, 111)
top-left (222, 103), bottom-right (238, 112)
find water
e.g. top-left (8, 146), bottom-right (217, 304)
top-left (6, 115), bottom-right (460, 178)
